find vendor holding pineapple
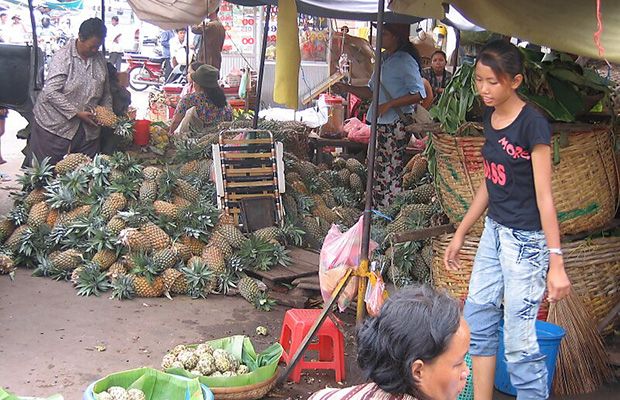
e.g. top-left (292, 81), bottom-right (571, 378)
top-left (29, 18), bottom-right (112, 166)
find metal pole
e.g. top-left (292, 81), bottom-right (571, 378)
top-left (101, 0), bottom-right (106, 54)
top-left (252, 4), bottom-right (271, 129)
top-left (186, 25), bottom-right (190, 70)
top-left (357, 0), bottom-right (385, 325)
top-left (27, 0), bottom-right (41, 88)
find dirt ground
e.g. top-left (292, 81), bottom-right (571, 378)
top-left (0, 108), bottom-right (619, 400)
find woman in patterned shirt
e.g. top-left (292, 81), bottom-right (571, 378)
top-left (309, 285), bottom-right (470, 400)
top-left (169, 64), bottom-right (232, 135)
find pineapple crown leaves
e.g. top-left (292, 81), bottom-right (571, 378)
top-left (271, 243), bottom-right (292, 267)
top-left (110, 273), bottom-right (136, 300)
top-left (75, 263), bottom-right (111, 297)
top-left (109, 152), bottom-right (143, 178)
top-left (181, 258), bottom-right (215, 299)
top-left (304, 178), bottom-right (322, 195)
top-left (84, 154), bottom-right (112, 188)
top-left (154, 214), bottom-right (179, 237)
top-left (129, 251), bottom-right (162, 282)
top-left (17, 224), bottom-right (51, 259)
top-left (7, 204), bottom-right (29, 226)
top-left (171, 137), bottom-right (206, 164)
top-left (17, 155), bottom-right (54, 191)
top-left (116, 208), bottom-right (149, 228)
top-left (57, 169), bottom-right (91, 194)
top-left (330, 187), bottom-right (356, 208)
top-left (279, 220), bottom-right (305, 247)
top-left (113, 117), bottom-right (136, 140)
top-left (294, 193), bottom-right (315, 216)
top-left (227, 254), bottom-right (247, 273)
top-left (237, 236), bottom-right (276, 272)
top-left (32, 255), bottom-right (56, 277)
top-left (156, 167), bottom-right (180, 202)
top-left (253, 293), bottom-right (277, 312)
top-left (108, 174), bottom-right (140, 201)
top-left (44, 182), bottom-right (80, 212)
top-left (393, 241), bottom-right (424, 274)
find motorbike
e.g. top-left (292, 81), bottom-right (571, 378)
top-left (125, 53), bottom-right (167, 91)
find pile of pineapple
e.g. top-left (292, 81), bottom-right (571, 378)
top-left (0, 151), bottom-right (294, 310)
top-left (161, 343), bottom-right (250, 378)
top-left (97, 387), bottom-right (146, 400)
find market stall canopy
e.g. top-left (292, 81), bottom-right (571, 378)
top-left (389, 0), bottom-right (620, 63)
top-left (126, 0), bottom-right (423, 29)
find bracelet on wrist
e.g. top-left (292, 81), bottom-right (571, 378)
top-left (548, 248), bottom-right (563, 256)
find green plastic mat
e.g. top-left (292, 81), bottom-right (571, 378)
top-left (0, 388), bottom-right (64, 400)
top-left (167, 335), bottom-right (283, 388)
top-left (457, 353), bottom-right (473, 400)
top-left (92, 367), bottom-right (205, 400)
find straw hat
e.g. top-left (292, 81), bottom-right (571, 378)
top-left (191, 64), bottom-right (220, 89)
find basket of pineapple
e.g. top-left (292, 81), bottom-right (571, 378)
top-left (163, 335), bottom-right (283, 400)
top-left (84, 367), bottom-right (212, 400)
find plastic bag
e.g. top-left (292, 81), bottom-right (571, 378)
top-left (343, 118), bottom-right (371, 144)
top-left (364, 271), bottom-right (387, 317)
top-left (319, 217), bottom-right (377, 312)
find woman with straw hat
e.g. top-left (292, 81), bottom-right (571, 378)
top-left (169, 64), bottom-right (232, 135)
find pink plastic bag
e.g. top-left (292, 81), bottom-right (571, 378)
top-left (319, 217), bottom-right (377, 312)
top-left (364, 271), bottom-right (386, 317)
top-left (343, 117), bottom-right (371, 144)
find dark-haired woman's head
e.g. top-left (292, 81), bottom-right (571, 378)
top-left (77, 18), bottom-right (106, 58)
top-left (357, 285), bottom-right (469, 400)
top-left (431, 50), bottom-right (447, 74)
top-left (474, 40), bottom-right (524, 107)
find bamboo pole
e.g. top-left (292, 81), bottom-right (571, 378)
top-left (253, 4), bottom-right (271, 129)
top-left (357, 0), bottom-right (385, 325)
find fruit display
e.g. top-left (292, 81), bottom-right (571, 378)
top-left (162, 343), bottom-right (250, 378)
top-left (97, 386), bottom-right (146, 400)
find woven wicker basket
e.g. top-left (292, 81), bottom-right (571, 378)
top-left (430, 123), bottom-right (619, 236)
top-left (209, 373), bottom-right (278, 400)
top-left (432, 233), bottom-right (620, 334)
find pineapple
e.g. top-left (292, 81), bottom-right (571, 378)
top-left (286, 172), bottom-right (302, 182)
top-left (216, 224), bottom-right (247, 249)
top-left (46, 209), bottom-right (59, 227)
top-left (238, 276), bottom-right (276, 311)
top-left (75, 264), bottom-right (111, 297)
top-left (152, 247), bottom-right (179, 270)
top-left (161, 268), bottom-right (188, 294)
top-left (173, 196), bottom-right (191, 208)
top-left (201, 245), bottom-right (226, 289)
top-left (345, 158), bottom-right (365, 175)
top-left (321, 191), bottom-right (337, 209)
top-left (0, 217), bottom-right (15, 243)
top-left (298, 160), bottom-right (319, 181)
top-left (301, 216), bottom-right (323, 243)
top-left (333, 206), bottom-right (361, 228)
top-left (153, 200), bottom-right (179, 219)
top-left (139, 180), bottom-right (158, 203)
top-left (142, 166), bottom-right (163, 181)
top-left (312, 204), bottom-right (338, 225)
top-left (333, 157), bottom-right (346, 170)
top-left (411, 253), bottom-right (430, 283)
top-left (119, 228), bottom-right (151, 252)
top-left (182, 236), bottom-right (205, 256)
top-left (291, 180), bottom-right (309, 195)
top-left (175, 179), bottom-right (199, 202)
top-left (110, 274), bottom-right (136, 301)
top-left (412, 183), bottom-right (435, 204)
top-left (128, 253), bottom-right (164, 298)
top-left (92, 105), bottom-right (118, 127)
top-left (55, 205), bottom-right (92, 226)
top-left (107, 262), bottom-right (128, 281)
top-left (251, 226), bottom-right (281, 243)
top-left (55, 153), bottom-right (91, 175)
top-left (0, 253), bottom-right (15, 276)
top-left (172, 242), bottom-right (193, 262)
top-left (349, 173), bottom-right (364, 193)
top-left (139, 222), bottom-right (171, 250)
top-left (281, 194), bottom-right (298, 220)
top-left (91, 248), bottom-right (117, 270)
top-left (106, 216), bottom-right (127, 236)
top-left (180, 160), bottom-right (199, 176)
top-left (52, 248), bottom-right (83, 271)
top-left (337, 169), bottom-right (352, 187)
top-left (101, 193), bottom-right (127, 221)
top-left (24, 188), bottom-right (47, 208)
top-left (411, 155), bottom-right (428, 181)
top-left (208, 233), bottom-right (234, 259)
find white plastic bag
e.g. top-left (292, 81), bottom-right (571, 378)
top-left (319, 217), bottom-right (377, 312)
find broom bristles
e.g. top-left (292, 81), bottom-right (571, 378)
top-left (547, 291), bottom-right (613, 395)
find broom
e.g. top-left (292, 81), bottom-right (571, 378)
top-left (547, 291), bottom-right (613, 395)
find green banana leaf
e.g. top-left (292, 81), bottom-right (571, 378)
top-left (519, 91), bottom-right (575, 122)
top-left (167, 335), bottom-right (283, 388)
top-left (0, 388), bottom-right (64, 400)
top-left (546, 75), bottom-right (584, 116)
top-left (92, 367), bottom-right (205, 400)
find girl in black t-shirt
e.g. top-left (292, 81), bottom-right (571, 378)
top-left (443, 41), bottom-right (571, 400)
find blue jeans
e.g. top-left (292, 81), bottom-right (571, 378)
top-left (464, 217), bottom-right (549, 400)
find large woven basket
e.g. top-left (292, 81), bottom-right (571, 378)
top-left (430, 122), bottom-right (619, 236)
top-left (209, 373), bottom-right (277, 400)
top-left (432, 233), bottom-right (620, 334)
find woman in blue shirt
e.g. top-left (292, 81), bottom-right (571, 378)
top-left (334, 23), bottom-right (427, 207)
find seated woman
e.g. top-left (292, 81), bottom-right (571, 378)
top-left (309, 285), bottom-right (470, 400)
top-left (180, 61), bottom-right (205, 98)
top-left (168, 64), bottom-right (233, 136)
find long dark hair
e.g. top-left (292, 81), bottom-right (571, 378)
top-left (205, 86), bottom-right (227, 108)
top-left (397, 38), bottom-right (423, 75)
top-left (476, 40), bottom-right (524, 84)
top-left (357, 285), bottom-right (461, 399)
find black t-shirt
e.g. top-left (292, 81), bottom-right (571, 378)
top-left (481, 104), bottom-right (552, 231)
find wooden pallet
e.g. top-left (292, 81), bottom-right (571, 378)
top-left (247, 247), bottom-right (319, 287)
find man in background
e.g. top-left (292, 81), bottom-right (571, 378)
top-left (0, 13), bottom-right (9, 42)
top-left (106, 15), bottom-right (123, 71)
top-left (191, 9), bottom-right (225, 72)
top-left (160, 29), bottom-right (175, 79)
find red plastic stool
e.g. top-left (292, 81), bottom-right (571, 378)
top-left (279, 309), bottom-right (345, 382)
